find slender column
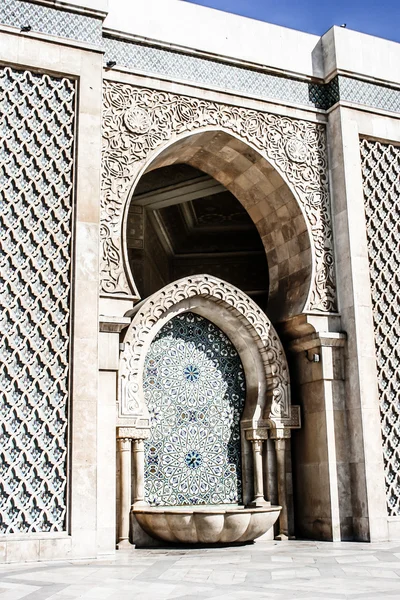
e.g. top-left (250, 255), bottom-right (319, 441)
top-left (266, 438), bottom-right (278, 505)
top-left (246, 429), bottom-right (269, 507)
top-left (275, 438), bottom-right (288, 539)
top-left (117, 437), bottom-right (132, 548)
top-left (132, 438), bottom-right (146, 506)
top-left (252, 440), bottom-right (268, 506)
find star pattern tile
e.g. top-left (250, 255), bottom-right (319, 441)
top-left (143, 312), bottom-right (246, 507)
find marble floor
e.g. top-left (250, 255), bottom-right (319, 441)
top-left (2, 540), bottom-right (400, 599)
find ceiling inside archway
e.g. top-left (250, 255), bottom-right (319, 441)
top-left (135, 164), bottom-right (263, 254)
top-left (128, 164), bottom-right (269, 308)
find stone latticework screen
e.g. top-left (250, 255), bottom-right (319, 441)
top-left (0, 67), bottom-right (75, 533)
top-left (360, 139), bottom-right (400, 515)
top-left (143, 312), bottom-right (245, 506)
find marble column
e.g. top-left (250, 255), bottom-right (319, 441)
top-left (117, 437), bottom-right (132, 548)
top-left (274, 437), bottom-right (289, 540)
top-left (252, 440), bottom-right (268, 506)
top-left (246, 429), bottom-right (269, 507)
top-left (132, 438), bottom-right (146, 506)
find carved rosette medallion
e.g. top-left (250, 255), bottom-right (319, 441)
top-left (101, 82), bottom-right (336, 312)
top-left (123, 107), bottom-right (151, 134)
top-left (285, 137), bottom-right (308, 162)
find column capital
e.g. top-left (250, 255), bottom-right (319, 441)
top-left (117, 426), bottom-right (150, 440)
top-left (270, 428), bottom-right (291, 440)
top-left (132, 438), bottom-right (145, 447)
top-left (245, 428), bottom-right (269, 442)
top-left (252, 439), bottom-right (264, 453)
top-left (117, 437), bottom-right (132, 451)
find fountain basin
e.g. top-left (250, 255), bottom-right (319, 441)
top-left (132, 505), bottom-right (281, 544)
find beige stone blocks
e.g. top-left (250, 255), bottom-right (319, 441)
top-left (146, 129), bottom-right (313, 321)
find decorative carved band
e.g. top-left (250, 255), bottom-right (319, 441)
top-left (245, 429), bottom-right (270, 441)
top-left (117, 426), bottom-right (150, 440)
top-left (101, 82), bottom-right (336, 313)
top-left (120, 274), bottom-right (292, 422)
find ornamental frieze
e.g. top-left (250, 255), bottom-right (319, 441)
top-left (101, 82), bottom-right (336, 313)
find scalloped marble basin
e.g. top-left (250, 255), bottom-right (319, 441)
top-left (132, 505), bottom-right (281, 544)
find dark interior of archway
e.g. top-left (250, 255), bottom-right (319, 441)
top-left (127, 164), bottom-right (269, 311)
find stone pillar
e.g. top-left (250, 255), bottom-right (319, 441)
top-left (279, 313), bottom-right (353, 541)
top-left (265, 438), bottom-right (278, 506)
top-left (117, 437), bottom-right (132, 548)
top-left (274, 437), bottom-right (289, 540)
top-left (98, 320), bottom-right (130, 556)
top-left (252, 440), bottom-right (266, 506)
top-left (327, 106), bottom-right (388, 541)
top-left (132, 439), bottom-right (146, 506)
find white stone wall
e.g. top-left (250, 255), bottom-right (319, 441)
top-left (0, 0), bottom-right (400, 561)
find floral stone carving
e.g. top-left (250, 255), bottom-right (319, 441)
top-left (102, 82), bottom-right (336, 313)
top-left (120, 274), bottom-right (291, 423)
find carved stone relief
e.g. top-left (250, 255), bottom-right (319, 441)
top-left (120, 274), bottom-right (295, 428)
top-left (102, 82), bottom-right (336, 313)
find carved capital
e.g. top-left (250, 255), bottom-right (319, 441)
top-left (132, 438), bottom-right (145, 451)
top-left (117, 426), bottom-right (150, 440)
top-left (274, 438), bottom-right (288, 451)
top-left (245, 428), bottom-right (269, 441)
top-left (251, 439), bottom-right (264, 453)
top-left (270, 428), bottom-right (292, 440)
top-left (117, 437), bottom-right (132, 451)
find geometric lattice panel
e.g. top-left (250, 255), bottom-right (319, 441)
top-left (103, 37), bottom-right (334, 110)
top-left (103, 39), bottom-right (399, 113)
top-left (0, 66), bottom-right (75, 533)
top-left (340, 77), bottom-right (400, 114)
top-left (143, 312), bottom-right (246, 507)
top-left (0, 0), bottom-right (102, 46)
top-left (360, 138), bottom-right (400, 516)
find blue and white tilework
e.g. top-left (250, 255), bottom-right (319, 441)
top-left (103, 37), bottom-right (330, 109)
top-left (0, 0), bottom-right (103, 46)
top-left (143, 312), bottom-right (246, 507)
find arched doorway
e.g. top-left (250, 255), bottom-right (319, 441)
top-left (123, 129), bottom-right (314, 323)
top-left (102, 81), bottom-right (336, 319)
top-left (101, 83), bottom-right (339, 544)
top-left (96, 79), bottom-right (360, 547)
top-left (143, 311), bottom-right (246, 507)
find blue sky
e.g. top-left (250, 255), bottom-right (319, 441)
top-left (183, 0), bottom-right (400, 43)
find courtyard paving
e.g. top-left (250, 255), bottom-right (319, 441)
top-left (2, 540), bottom-right (400, 599)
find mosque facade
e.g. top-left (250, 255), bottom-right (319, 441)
top-left (1, 0), bottom-right (400, 562)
